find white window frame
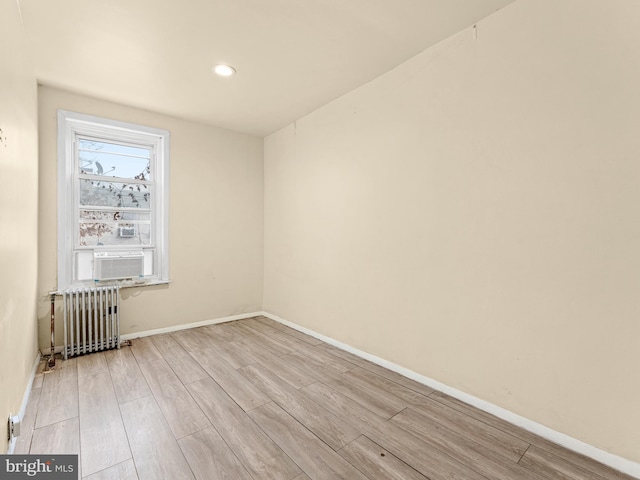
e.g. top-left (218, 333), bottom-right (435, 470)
top-left (57, 110), bottom-right (170, 290)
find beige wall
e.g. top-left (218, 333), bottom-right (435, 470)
top-left (38, 86), bottom-right (264, 348)
top-left (264, 0), bottom-right (640, 464)
top-left (0, 0), bottom-right (40, 453)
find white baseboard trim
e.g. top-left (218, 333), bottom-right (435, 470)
top-left (41, 311), bottom-right (263, 355)
top-left (260, 311), bottom-right (640, 479)
top-left (120, 311), bottom-right (262, 341)
top-left (7, 352), bottom-right (41, 454)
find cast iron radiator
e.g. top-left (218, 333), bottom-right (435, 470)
top-left (62, 286), bottom-right (120, 359)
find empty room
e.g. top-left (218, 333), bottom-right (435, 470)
top-left (1, 0), bottom-right (639, 479)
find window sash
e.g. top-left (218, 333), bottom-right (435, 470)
top-left (74, 135), bottom-right (155, 249)
top-left (77, 208), bottom-right (153, 248)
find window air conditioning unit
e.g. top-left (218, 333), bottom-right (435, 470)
top-left (118, 226), bottom-right (136, 238)
top-left (94, 250), bottom-right (144, 281)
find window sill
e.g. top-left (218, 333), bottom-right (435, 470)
top-left (116, 279), bottom-right (171, 289)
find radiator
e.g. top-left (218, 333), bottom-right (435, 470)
top-left (62, 286), bottom-right (120, 359)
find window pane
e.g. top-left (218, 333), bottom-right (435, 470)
top-left (79, 211), bottom-right (151, 246)
top-left (78, 139), bottom-right (151, 180)
top-left (79, 179), bottom-right (151, 208)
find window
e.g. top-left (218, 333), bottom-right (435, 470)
top-left (58, 110), bottom-right (169, 290)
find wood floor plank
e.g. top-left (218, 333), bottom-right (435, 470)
top-left (324, 372), bottom-right (407, 419)
top-left (435, 391), bottom-right (599, 472)
top-left (338, 435), bottom-right (429, 480)
top-left (344, 367), bottom-right (433, 406)
top-left (240, 363), bottom-right (360, 450)
top-left (120, 395), bottom-right (195, 480)
top-left (83, 459), bottom-right (138, 480)
top-left (317, 344), bottom-right (435, 397)
top-left (259, 351), bottom-right (322, 389)
top-left (279, 351), bottom-right (343, 384)
top-left (30, 417), bottom-right (80, 457)
top-left (14, 387), bottom-right (41, 454)
top-left (129, 336), bottom-right (162, 364)
top-left (351, 359), bottom-right (436, 398)
top-left (186, 377), bottom-right (301, 480)
top-left (531, 443), bottom-right (638, 480)
top-left (293, 345), bottom-right (358, 373)
top-left (429, 390), bottom-right (549, 445)
top-left (171, 327), bottom-right (214, 352)
top-left (191, 347), bottom-right (270, 411)
top-left (242, 317), bottom-right (285, 337)
top-left (77, 351), bottom-right (108, 379)
top-left (314, 344), bottom-right (382, 370)
top-left (194, 337), bottom-right (257, 369)
top-left (230, 336), bottom-right (277, 362)
top-left (391, 407), bottom-right (545, 480)
top-left (405, 394), bottom-right (530, 463)
top-left (78, 372), bottom-right (131, 476)
top-left (150, 334), bottom-right (209, 384)
top-left (255, 316), bottom-right (324, 346)
top-left (519, 445), bottom-right (636, 480)
top-left (202, 322), bottom-right (247, 342)
top-left (32, 372), bottom-right (44, 389)
top-left (428, 390), bottom-right (630, 479)
top-left (229, 322), bottom-right (295, 356)
top-left (301, 381), bottom-right (388, 432)
top-left (280, 352), bottom-right (342, 382)
top-left (35, 357), bottom-right (78, 429)
top-left (139, 359), bottom-right (211, 438)
top-left (30, 417), bottom-right (82, 479)
top-left (248, 402), bottom-right (369, 480)
top-left (301, 381), bottom-right (485, 480)
top-left (233, 337), bottom-right (317, 389)
top-left (242, 318), bottom-right (319, 353)
top-left (269, 328), bottom-right (326, 353)
top-left (291, 474), bottom-right (312, 480)
top-left (32, 359), bottom-right (47, 389)
top-left (104, 347), bottom-right (151, 404)
top-left (178, 427), bottom-right (253, 480)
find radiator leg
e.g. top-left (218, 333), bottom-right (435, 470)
top-left (115, 286), bottom-right (121, 349)
top-left (48, 294), bottom-right (56, 369)
top-left (63, 292), bottom-right (68, 360)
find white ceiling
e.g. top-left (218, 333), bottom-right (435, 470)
top-left (18, 0), bottom-right (516, 137)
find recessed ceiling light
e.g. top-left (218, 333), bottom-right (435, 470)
top-left (213, 64), bottom-right (236, 77)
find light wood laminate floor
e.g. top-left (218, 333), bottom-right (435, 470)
top-left (17, 317), bottom-right (634, 480)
